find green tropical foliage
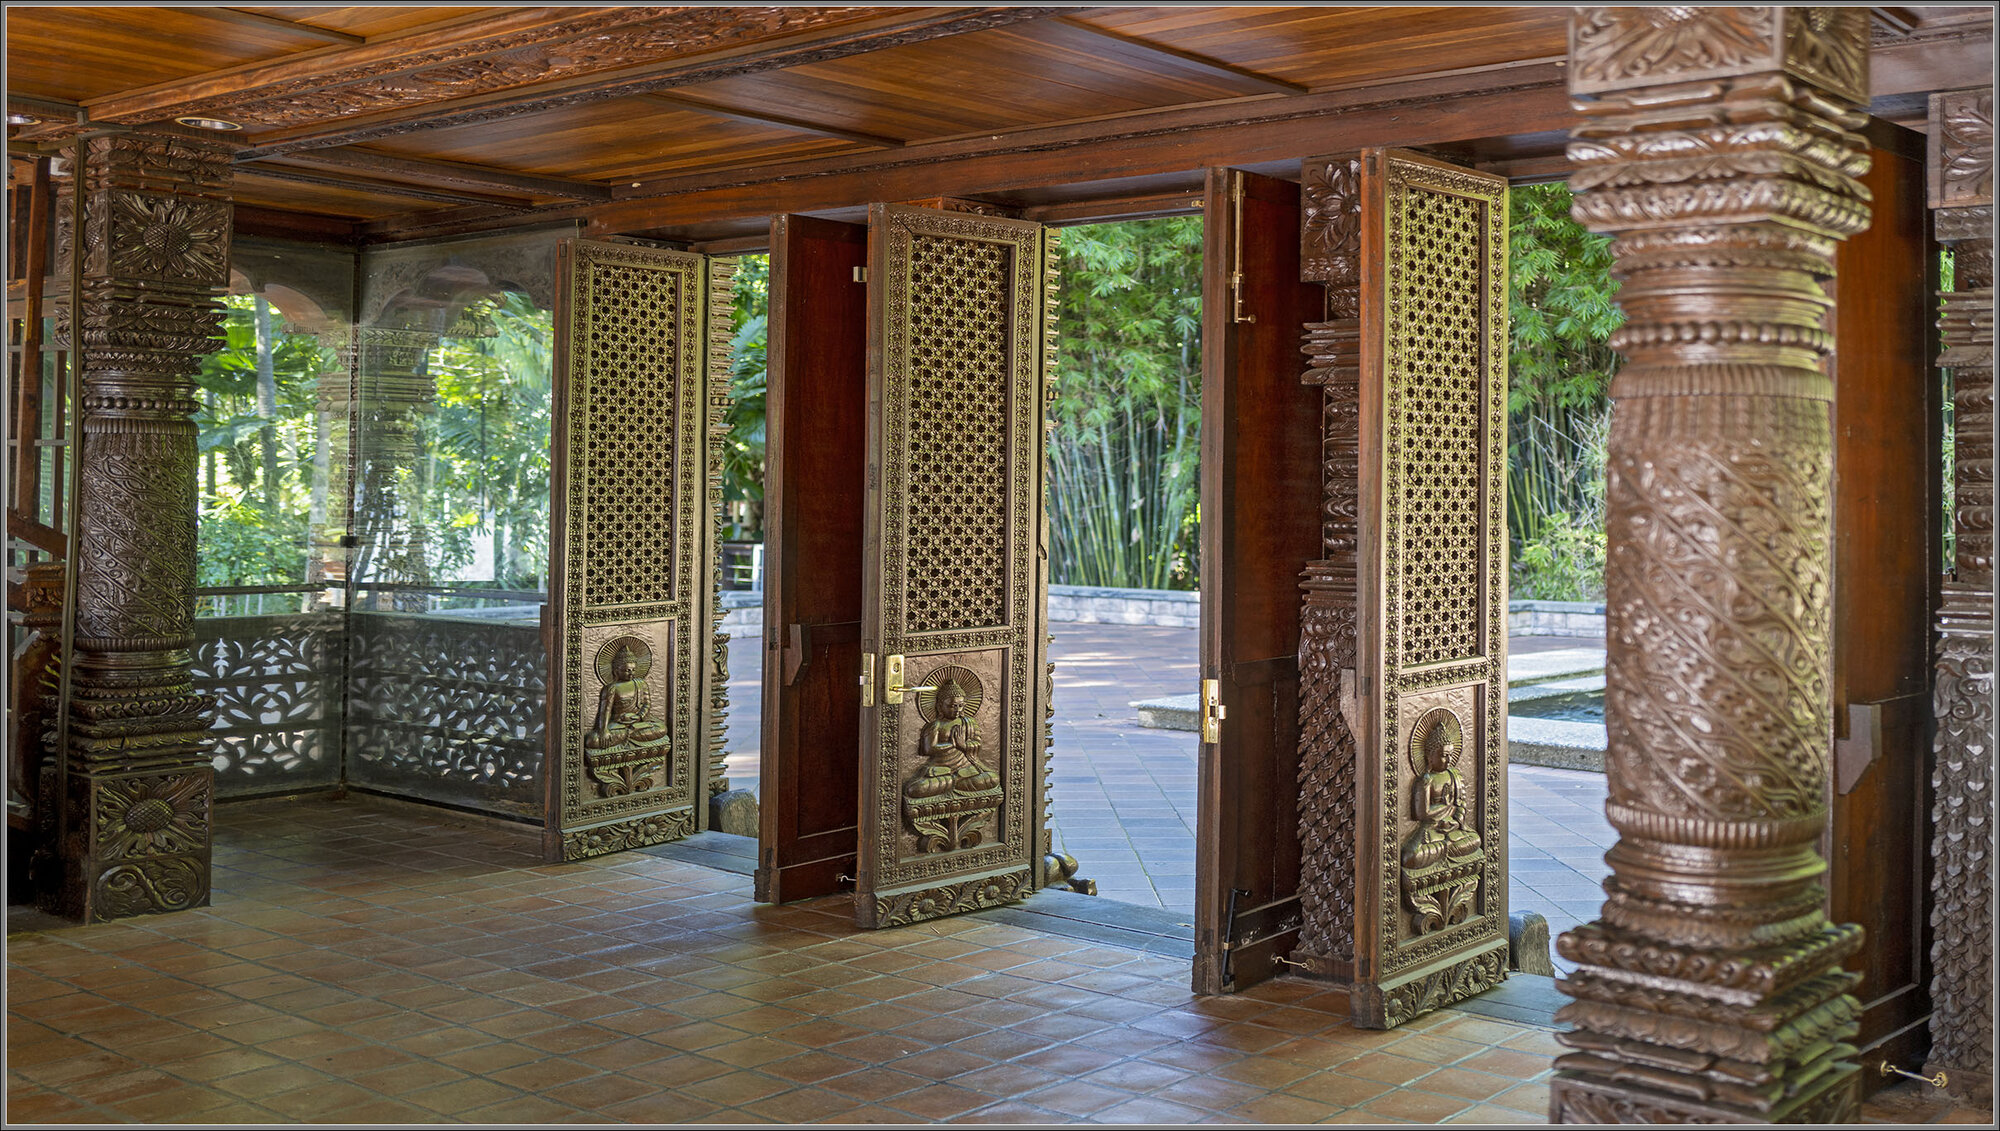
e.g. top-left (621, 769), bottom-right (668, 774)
top-left (1048, 217), bottom-right (1204, 590)
top-left (194, 294), bottom-right (337, 587)
top-left (414, 292), bottom-right (553, 589)
top-left (1506, 183), bottom-right (1621, 602)
top-left (722, 255), bottom-right (769, 540)
top-left (197, 290), bottom-right (555, 594)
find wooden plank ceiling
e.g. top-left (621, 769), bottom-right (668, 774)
top-left (5, 5), bottom-right (1992, 245)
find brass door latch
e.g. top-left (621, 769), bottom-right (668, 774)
top-left (882, 653), bottom-right (935, 705)
top-left (1200, 678), bottom-right (1226, 744)
top-left (859, 653), bottom-right (875, 707)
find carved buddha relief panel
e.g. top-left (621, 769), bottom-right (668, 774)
top-left (856, 205), bottom-right (1048, 929)
top-left (1393, 686), bottom-right (1485, 936)
top-left (549, 240), bottom-right (725, 861)
top-left (897, 654), bottom-right (1007, 856)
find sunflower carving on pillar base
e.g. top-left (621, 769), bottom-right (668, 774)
top-left (904, 666), bottom-right (1003, 854)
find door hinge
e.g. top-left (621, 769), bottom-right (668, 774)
top-left (853, 266), bottom-right (868, 283)
top-left (1200, 678), bottom-right (1226, 744)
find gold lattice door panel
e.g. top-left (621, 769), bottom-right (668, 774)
top-left (544, 240), bottom-right (728, 862)
top-left (1351, 150), bottom-right (1510, 1027)
top-left (854, 204), bottom-right (1053, 929)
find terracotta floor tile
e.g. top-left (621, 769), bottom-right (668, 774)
top-left (680, 1069), bottom-right (793, 1106)
top-left (764, 1050), bottom-right (867, 1085)
top-left (819, 1067), bottom-right (929, 1103)
top-left (1443, 1100), bottom-right (1549, 1123)
top-left (1459, 1046), bottom-right (1557, 1079)
top-left (744, 1084), bottom-right (860, 1123)
top-left (1090, 1095), bottom-right (1213, 1124)
top-left (1020, 1079), bottom-right (1129, 1116)
top-left (435, 1041), bottom-right (544, 1074)
top-left (596, 1090), bottom-right (726, 1124)
top-left (1490, 1079), bottom-right (1553, 1114)
top-left (257, 1079), bottom-right (384, 1120)
top-left (1336, 1050), bottom-right (1438, 1087)
top-left (487, 1054), bottom-right (607, 1092)
top-left (1414, 1065), bottom-right (1518, 1101)
top-left (1229, 1090), bottom-right (1347, 1122)
top-left (882, 1082), bottom-right (992, 1120)
top-left (105, 1083), bottom-right (236, 1122)
top-left (1283, 1070), bottom-right (1397, 1108)
top-left (1361, 1085), bottom-right (1479, 1122)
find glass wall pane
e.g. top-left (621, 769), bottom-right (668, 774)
top-left (344, 229), bottom-right (568, 818)
top-left (196, 238), bottom-right (354, 798)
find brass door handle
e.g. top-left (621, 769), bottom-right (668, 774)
top-left (883, 654), bottom-right (936, 705)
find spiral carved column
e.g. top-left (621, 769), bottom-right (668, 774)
top-left (47, 130), bottom-right (233, 922)
top-left (1925, 86), bottom-right (1994, 1107)
top-left (1551, 8), bottom-right (1872, 1123)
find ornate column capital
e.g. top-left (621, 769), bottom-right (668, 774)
top-left (1569, 7), bottom-right (1868, 104)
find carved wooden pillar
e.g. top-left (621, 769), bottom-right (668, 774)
top-left (1925, 85), bottom-right (1993, 1107)
top-left (705, 257), bottom-right (737, 800)
top-left (47, 129), bottom-right (233, 922)
top-left (1294, 153), bottom-right (1363, 977)
top-left (1552, 9), bottom-right (1872, 1122)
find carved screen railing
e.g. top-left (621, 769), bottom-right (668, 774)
top-left (193, 612), bottom-right (343, 800)
top-left (344, 610), bottom-right (547, 819)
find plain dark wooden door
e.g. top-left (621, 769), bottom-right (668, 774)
top-left (1193, 168), bottom-right (1327, 995)
top-left (755, 215), bottom-right (870, 904)
top-left (1826, 136), bottom-right (1940, 1092)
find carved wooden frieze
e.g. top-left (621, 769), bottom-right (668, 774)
top-left (109, 8), bottom-right (885, 131)
top-left (1554, 7), bottom-right (1872, 1122)
top-left (48, 130), bottom-right (232, 922)
top-left (548, 239), bottom-right (720, 861)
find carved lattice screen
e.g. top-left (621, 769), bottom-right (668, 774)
top-left (1351, 150), bottom-right (1510, 1027)
top-left (544, 240), bottom-right (728, 861)
top-left (853, 204), bottom-right (1052, 928)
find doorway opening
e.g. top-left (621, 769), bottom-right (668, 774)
top-left (1500, 181), bottom-right (1618, 974)
top-left (715, 252), bottom-right (770, 833)
top-left (1042, 215), bottom-right (1204, 919)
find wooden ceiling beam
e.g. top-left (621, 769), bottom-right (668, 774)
top-left (193, 8), bottom-right (368, 47)
top-left (246, 163), bottom-right (533, 210)
top-left (230, 8), bottom-right (1064, 160)
top-left (357, 64), bottom-right (1577, 242)
top-left (270, 147), bottom-right (613, 202)
top-left (636, 93), bottom-right (906, 150)
top-left (1048, 15), bottom-right (1309, 95)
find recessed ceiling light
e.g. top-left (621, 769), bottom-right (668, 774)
top-left (175, 115), bottom-right (242, 131)
top-left (7, 112), bottom-right (41, 126)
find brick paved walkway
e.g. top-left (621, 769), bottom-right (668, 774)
top-left (721, 623), bottom-right (1614, 965)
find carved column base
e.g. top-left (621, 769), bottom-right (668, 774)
top-left (47, 765), bottom-right (214, 923)
top-left (1551, 1061), bottom-right (1860, 1125)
